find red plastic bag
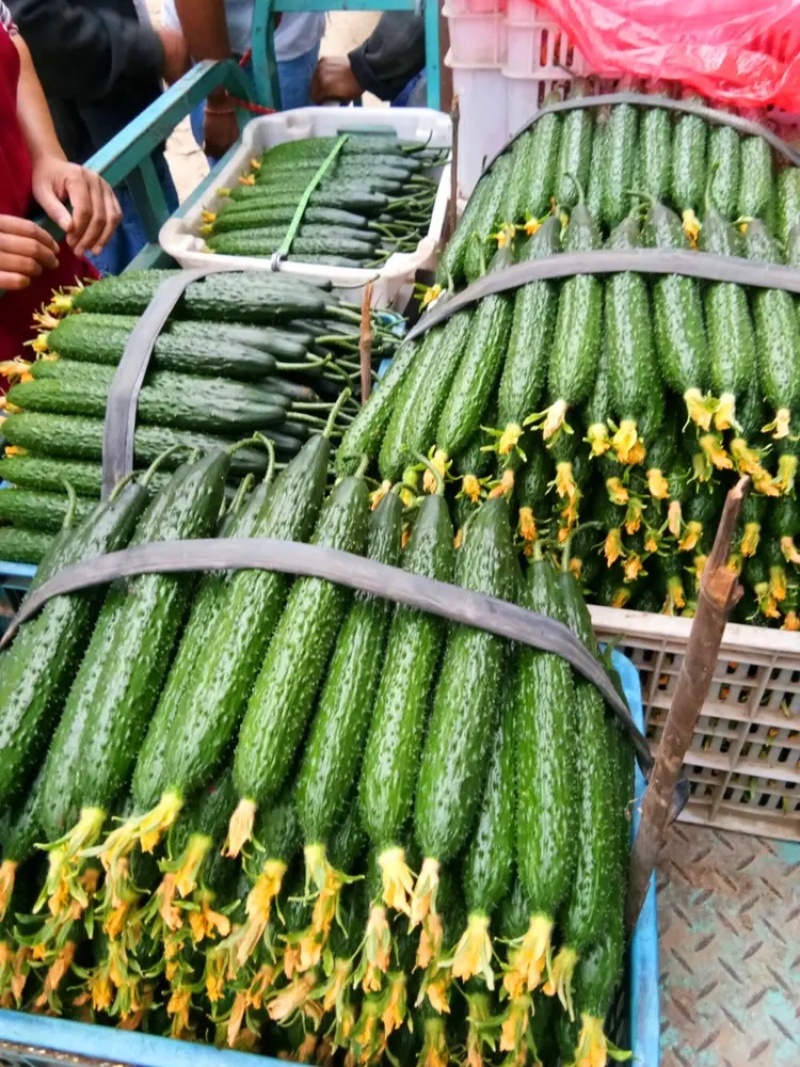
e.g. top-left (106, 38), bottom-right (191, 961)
top-left (529, 0), bottom-right (800, 112)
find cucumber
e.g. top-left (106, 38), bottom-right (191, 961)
top-left (0, 455), bottom-right (105, 498)
top-left (0, 481), bottom-right (147, 810)
top-left (707, 123), bottom-right (741, 219)
top-left (638, 106), bottom-right (672, 204)
top-left (569, 901), bottom-right (626, 1067)
top-left (229, 472), bottom-right (371, 855)
top-left (378, 312), bottom-right (472, 480)
top-left (555, 80), bottom-right (594, 208)
top-left (42, 312), bottom-right (299, 381)
top-left (0, 488), bottom-right (92, 533)
top-left (586, 104), bottom-right (610, 227)
top-left (738, 136), bottom-right (774, 222)
top-left (776, 166), bottom-right (800, 248)
top-left (463, 153), bottom-right (516, 284)
top-left (0, 525), bottom-right (52, 564)
top-left (509, 549), bottom-right (577, 993)
top-left (744, 224), bottom-right (800, 438)
top-left (0, 413), bottom-right (277, 474)
top-left (0, 767), bottom-right (45, 921)
top-left (547, 568), bottom-right (617, 1016)
top-left (538, 182), bottom-right (602, 439)
top-left (496, 215), bottom-right (560, 437)
top-left (602, 104), bottom-right (639, 228)
top-left (641, 198), bottom-right (711, 426)
top-left (38, 453), bottom-right (229, 852)
top-left (336, 339), bottom-right (422, 475)
top-left (436, 163), bottom-right (502, 288)
top-left (54, 270), bottom-right (329, 323)
top-left (605, 211), bottom-right (660, 460)
top-left (450, 690), bottom-right (515, 988)
top-left (671, 107), bottom-right (707, 216)
top-left (206, 230), bottom-right (378, 261)
top-left (502, 134), bottom-right (531, 224)
top-left (297, 490), bottom-right (402, 885)
top-left (359, 491), bottom-right (453, 913)
top-left (514, 108), bottom-right (562, 221)
top-left (209, 205), bottom-right (369, 235)
top-left (436, 294), bottom-right (513, 459)
top-left (412, 496), bottom-right (516, 925)
top-left (226, 185), bottom-right (390, 217)
top-left (741, 216), bottom-right (783, 263)
top-left (7, 373), bottom-right (288, 437)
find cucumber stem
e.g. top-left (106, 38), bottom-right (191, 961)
top-left (140, 443), bottom-right (191, 487)
top-left (226, 472), bottom-right (255, 519)
top-left (323, 388), bottom-right (352, 438)
top-left (252, 434), bottom-right (276, 489)
top-left (60, 480), bottom-right (78, 530)
top-left (564, 171), bottom-right (586, 206)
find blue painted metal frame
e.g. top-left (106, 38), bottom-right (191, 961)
top-left (0, 650), bottom-right (659, 1064)
top-left (250, 0), bottom-right (440, 111)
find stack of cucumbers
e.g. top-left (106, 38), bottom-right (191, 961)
top-left (201, 133), bottom-right (446, 269)
top-left (339, 106), bottom-right (800, 629)
top-left (0, 269), bottom-right (401, 563)
top-left (0, 431), bottom-right (635, 1067)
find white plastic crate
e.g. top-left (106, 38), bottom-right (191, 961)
top-left (159, 108), bottom-right (451, 310)
top-left (448, 55), bottom-right (509, 197)
top-left (504, 12), bottom-right (589, 79)
top-left (446, 0), bottom-right (506, 13)
top-left (444, 3), bottom-right (507, 67)
top-left (590, 604), bottom-right (800, 841)
top-left (505, 71), bottom-right (566, 138)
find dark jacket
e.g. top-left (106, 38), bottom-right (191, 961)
top-left (7, 0), bottom-right (165, 162)
top-left (348, 12), bottom-right (424, 103)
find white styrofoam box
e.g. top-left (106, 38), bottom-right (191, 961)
top-left (504, 15), bottom-right (589, 80)
top-left (446, 0), bottom-right (506, 14)
top-left (448, 56), bottom-right (509, 198)
top-left (444, 4), bottom-right (507, 67)
top-left (159, 108), bottom-right (451, 310)
top-left (505, 70), bottom-right (566, 139)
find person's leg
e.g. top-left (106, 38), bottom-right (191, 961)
top-left (391, 71), bottom-right (427, 108)
top-left (276, 43), bottom-right (321, 110)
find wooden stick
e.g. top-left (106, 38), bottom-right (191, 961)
top-left (359, 282), bottom-right (373, 405)
top-left (626, 475), bottom-right (750, 930)
top-left (449, 95), bottom-right (460, 242)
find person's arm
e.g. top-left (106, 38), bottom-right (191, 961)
top-left (14, 33), bottom-right (121, 256)
top-left (7, 0), bottom-right (189, 100)
top-left (174, 0), bottom-right (238, 159)
top-left (311, 13), bottom-right (425, 104)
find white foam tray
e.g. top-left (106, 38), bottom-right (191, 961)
top-left (160, 108), bottom-right (452, 310)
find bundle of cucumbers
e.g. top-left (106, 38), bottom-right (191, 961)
top-left (0, 430), bottom-right (635, 1067)
top-left (201, 133), bottom-right (447, 268)
top-left (339, 177), bottom-right (800, 629)
top-left (439, 78), bottom-right (800, 290)
top-left (0, 269), bottom-right (401, 563)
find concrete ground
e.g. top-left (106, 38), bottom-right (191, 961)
top-left (144, 0), bottom-right (380, 202)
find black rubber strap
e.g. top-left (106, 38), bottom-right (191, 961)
top-left (406, 247), bottom-right (800, 341)
top-left (101, 264), bottom-right (235, 500)
top-left (484, 91), bottom-right (800, 176)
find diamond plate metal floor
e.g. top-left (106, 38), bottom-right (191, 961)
top-left (657, 824), bottom-right (800, 1067)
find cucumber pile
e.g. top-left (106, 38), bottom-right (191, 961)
top-left (201, 133), bottom-right (446, 269)
top-left (0, 269), bottom-right (401, 563)
top-left (0, 437), bottom-right (635, 1067)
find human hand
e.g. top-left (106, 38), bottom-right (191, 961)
top-left (310, 57), bottom-right (362, 104)
top-left (203, 98), bottom-right (239, 160)
top-left (0, 214), bottom-right (60, 290)
top-left (159, 28), bottom-right (191, 85)
top-left (30, 157), bottom-right (122, 257)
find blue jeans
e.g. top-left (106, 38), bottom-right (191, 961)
top-left (191, 46), bottom-right (321, 166)
top-left (88, 153), bottom-right (179, 276)
top-left (392, 71), bottom-right (427, 108)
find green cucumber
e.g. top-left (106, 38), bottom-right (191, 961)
top-left (336, 339), bottom-right (423, 475)
top-left (38, 453), bottom-right (229, 845)
top-left (0, 413), bottom-right (277, 474)
top-left (744, 223), bottom-right (800, 438)
top-left (0, 526), bottom-right (52, 564)
top-left (212, 203), bottom-right (369, 231)
top-left (555, 80), bottom-right (594, 208)
top-left (569, 901), bottom-right (626, 1067)
top-left (510, 550), bottom-right (577, 991)
top-left (358, 491), bottom-right (453, 910)
top-left (0, 455), bottom-right (106, 498)
top-left (540, 182), bottom-right (602, 439)
top-left (0, 481), bottom-right (148, 810)
top-left (741, 216), bottom-right (783, 263)
top-left (641, 198), bottom-right (710, 422)
top-left (513, 108), bottom-right (562, 221)
top-left (586, 104), bottom-right (610, 226)
top-left (776, 166), bottom-right (800, 248)
top-left (7, 373), bottom-right (288, 436)
top-left (602, 104), bottom-right (639, 228)
top-left (605, 211), bottom-right (660, 457)
top-left (496, 215), bottom-right (560, 435)
top-left (0, 488), bottom-right (92, 533)
top-left (450, 690), bottom-right (515, 987)
top-left (296, 490), bottom-right (403, 868)
top-left (436, 294), bottom-right (513, 459)
top-left (463, 154), bottom-right (516, 284)
top-left (638, 106), bottom-right (672, 204)
top-left (436, 163), bottom-right (501, 288)
top-left (225, 184), bottom-right (389, 217)
top-left (671, 106), bottom-right (707, 215)
top-left (378, 312), bottom-right (472, 480)
top-left (738, 136), bottom-right (774, 221)
top-left (707, 123), bottom-right (741, 219)
top-left (205, 230), bottom-right (378, 261)
top-left (229, 472), bottom-right (370, 853)
top-left (413, 496), bottom-right (516, 919)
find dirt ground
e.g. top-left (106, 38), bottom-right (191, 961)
top-left (144, 0), bottom-right (380, 201)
